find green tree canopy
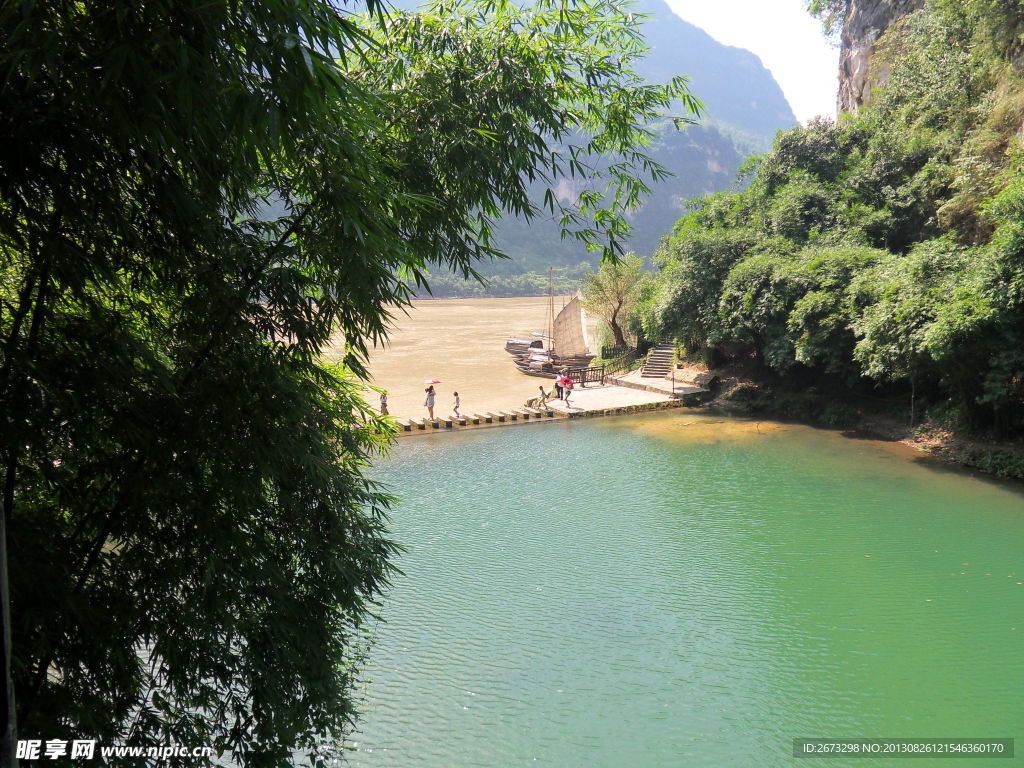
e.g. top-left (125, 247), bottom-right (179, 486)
top-left (807, 0), bottom-right (849, 37)
top-left (641, 0), bottom-right (1024, 434)
top-left (0, 0), bottom-right (697, 763)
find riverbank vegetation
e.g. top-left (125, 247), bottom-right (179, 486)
top-left (640, 0), bottom-right (1024, 452)
top-left (422, 264), bottom-right (594, 298)
top-left (0, 0), bottom-right (696, 761)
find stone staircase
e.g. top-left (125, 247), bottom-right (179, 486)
top-left (641, 341), bottom-right (675, 378)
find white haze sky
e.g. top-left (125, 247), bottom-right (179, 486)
top-left (663, 0), bottom-right (840, 124)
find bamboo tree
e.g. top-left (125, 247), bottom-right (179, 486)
top-left (0, 0), bottom-right (698, 762)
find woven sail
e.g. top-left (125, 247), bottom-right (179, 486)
top-left (552, 294), bottom-right (591, 359)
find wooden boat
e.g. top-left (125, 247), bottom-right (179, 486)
top-left (514, 360), bottom-right (558, 377)
top-left (505, 336), bottom-right (545, 355)
top-left (508, 287), bottom-right (594, 376)
top-left (512, 354), bottom-right (595, 378)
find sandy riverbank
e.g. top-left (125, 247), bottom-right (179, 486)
top-left (324, 296), bottom-right (595, 420)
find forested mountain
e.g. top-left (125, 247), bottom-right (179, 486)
top-left (640, 0), bottom-right (1024, 444)
top-left (397, 0), bottom-right (798, 294)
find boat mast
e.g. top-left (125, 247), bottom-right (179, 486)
top-left (547, 267), bottom-right (555, 357)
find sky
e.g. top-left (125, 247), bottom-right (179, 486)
top-left (663, 0), bottom-right (839, 124)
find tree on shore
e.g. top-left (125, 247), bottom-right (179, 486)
top-left (581, 253), bottom-right (646, 348)
top-left (0, 0), bottom-right (698, 763)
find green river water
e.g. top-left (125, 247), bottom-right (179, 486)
top-left (353, 412), bottom-right (1024, 767)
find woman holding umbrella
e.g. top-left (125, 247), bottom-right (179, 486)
top-left (423, 378), bottom-right (440, 420)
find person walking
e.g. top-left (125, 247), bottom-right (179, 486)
top-left (563, 375), bottom-right (575, 407)
top-left (553, 374), bottom-right (564, 400)
top-left (379, 391), bottom-right (389, 416)
top-left (424, 385), bottom-right (436, 420)
top-left (537, 385), bottom-right (548, 407)
top-left (453, 391), bottom-right (461, 417)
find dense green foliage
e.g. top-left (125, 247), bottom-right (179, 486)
top-left (0, 0), bottom-right (691, 762)
top-left (643, 1), bottom-right (1024, 434)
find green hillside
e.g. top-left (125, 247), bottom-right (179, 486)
top-left (641, 0), bottom-right (1024, 442)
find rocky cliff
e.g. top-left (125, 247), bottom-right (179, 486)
top-left (837, 0), bottom-right (924, 113)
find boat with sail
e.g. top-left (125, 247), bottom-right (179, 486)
top-left (509, 291), bottom-right (594, 377)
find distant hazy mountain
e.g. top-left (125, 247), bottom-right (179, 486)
top-left (380, 0), bottom-right (797, 288)
top-left (634, 0), bottom-right (795, 139)
top-left (486, 0), bottom-right (796, 272)
top-left (488, 123), bottom-right (749, 274)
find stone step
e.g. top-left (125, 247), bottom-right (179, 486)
top-left (642, 342), bottom-right (675, 378)
top-left (398, 405), bottom-right (562, 437)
